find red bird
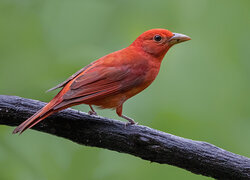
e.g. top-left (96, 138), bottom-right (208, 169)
top-left (13, 29), bottom-right (190, 134)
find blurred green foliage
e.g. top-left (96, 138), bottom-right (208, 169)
top-left (0, 0), bottom-right (249, 179)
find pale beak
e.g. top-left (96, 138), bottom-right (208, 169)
top-left (168, 33), bottom-right (191, 45)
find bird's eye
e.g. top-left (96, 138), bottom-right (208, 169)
top-left (154, 35), bottom-right (162, 42)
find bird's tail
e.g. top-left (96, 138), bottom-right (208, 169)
top-left (13, 98), bottom-right (60, 134)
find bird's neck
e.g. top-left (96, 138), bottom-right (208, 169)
top-left (129, 44), bottom-right (170, 62)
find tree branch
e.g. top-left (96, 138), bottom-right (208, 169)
top-left (0, 95), bottom-right (249, 179)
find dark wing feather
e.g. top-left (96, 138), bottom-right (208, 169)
top-left (52, 66), bottom-right (144, 110)
top-left (63, 67), bottom-right (132, 100)
top-left (46, 63), bottom-right (93, 92)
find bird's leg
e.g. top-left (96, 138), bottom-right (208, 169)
top-left (88, 105), bottom-right (97, 115)
top-left (116, 105), bottom-right (137, 126)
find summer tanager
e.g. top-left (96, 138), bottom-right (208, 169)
top-left (13, 29), bottom-right (190, 134)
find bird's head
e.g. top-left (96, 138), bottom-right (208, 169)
top-left (131, 29), bottom-right (191, 58)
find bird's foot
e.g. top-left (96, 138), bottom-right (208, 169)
top-left (88, 110), bottom-right (97, 116)
top-left (88, 105), bottom-right (97, 116)
top-left (121, 115), bottom-right (138, 127)
top-left (125, 121), bottom-right (138, 127)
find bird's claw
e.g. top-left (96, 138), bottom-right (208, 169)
top-left (88, 111), bottom-right (97, 116)
top-left (125, 121), bottom-right (138, 128)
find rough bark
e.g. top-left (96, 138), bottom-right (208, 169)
top-left (0, 95), bottom-right (249, 179)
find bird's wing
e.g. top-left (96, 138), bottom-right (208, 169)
top-left (46, 63), bottom-right (94, 92)
top-left (53, 65), bottom-right (145, 110)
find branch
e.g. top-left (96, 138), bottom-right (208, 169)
top-left (0, 95), bottom-right (249, 179)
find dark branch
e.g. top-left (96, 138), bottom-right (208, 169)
top-left (0, 95), bottom-right (249, 179)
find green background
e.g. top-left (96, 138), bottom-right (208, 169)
top-left (0, 0), bottom-right (249, 179)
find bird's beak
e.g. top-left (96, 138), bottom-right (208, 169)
top-left (168, 33), bottom-right (191, 45)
